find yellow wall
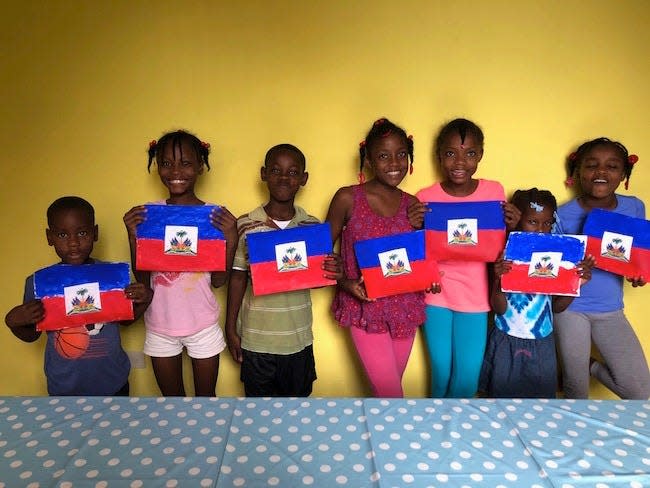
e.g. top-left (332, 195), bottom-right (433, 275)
top-left (1, 1), bottom-right (648, 398)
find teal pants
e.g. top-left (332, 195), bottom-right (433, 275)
top-left (423, 305), bottom-right (487, 398)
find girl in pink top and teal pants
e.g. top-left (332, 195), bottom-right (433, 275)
top-left (410, 119), bottom-right (520, 398)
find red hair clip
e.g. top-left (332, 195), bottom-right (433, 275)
top-left (149, 140), bottom-right (157, 148)
top-left (629, 154), bottom-right (639, 165)
top-left (568, 152), bottom-right (577, 161)
top-left (564, 176), bottom-right (574, 187)
top-left (201, 141), bottom-right (210, 150)
top-left (408, 134), bottom-right (413, 141)
top-left (359, 140), bottom-right (366, 148)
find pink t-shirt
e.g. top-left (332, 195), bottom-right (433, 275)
top-left (143, 201), bottom-right (220, 336)
top-left (416, 179), bottom-right (505, 312)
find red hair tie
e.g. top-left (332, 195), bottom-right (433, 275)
top-left (149, 140), bottom-right (157, 148)
top-left (373, 118), bottom-right (386, 126)
top-left (629, 154), bottom-right (639, 164)
top-left (568, 152), bottom-right (577, 161)
top-left (359, 140), bottom-right (366, 148)
top-left (201, 141), bottom-right (210, 150)
top-left (564, 176), bottom-right (574, 187)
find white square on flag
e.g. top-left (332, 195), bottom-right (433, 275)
top-left (164, 225), bottom-right (198, 256)
top-left (275, 241), bottom-right (309, 272)
top-left (64, 282), bottom-right (102, 316)
top-left (378, 248), bottom-right (412, 278)
top-left (447, 218), bottom-right (478, 246)
top-left (601, 231), bottom-right (633, 262)
top-left (527, 252), bottom-right (562, 278)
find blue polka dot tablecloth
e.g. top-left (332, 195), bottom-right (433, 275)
top-left (0, 397), bottom-right (648, 487)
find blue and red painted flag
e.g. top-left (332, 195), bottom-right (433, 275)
top-left (354, 230), bottom-right (440, 299)
top-left (583, 208), bottom-right (650, 277)
top-left (501, 232), bottom-right (586, 296)
top-left (424, 201), bottom-right (505, 262)
top-left (247, 223), bottom-right (335, 296)
top-left (34, 262), bottom-right (133, 331)
top-left (136, 204), bottom-right (226, 272)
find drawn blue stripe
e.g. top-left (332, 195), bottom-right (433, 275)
top-left (136, 205), bottom-right (225, 239)
top-left (354, 230), bottom-right (426, 268)
top-left (34, 263), bottom-right (130, 298)
top-left (424, 201), bottom-right (505, 231)
top-left (504, 232), bottom-right (585, 263)
top-left (247, 223), bottom-right (332, 264)
top-left (584, 208), bottom-right (650, 249)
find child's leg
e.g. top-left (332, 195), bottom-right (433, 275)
top-left (151, 355), bottom-right (186, 396)
top-left (185, 325), bottom-right (226, 397)
top-left (350, 326), bottom-right (414, 398)
top-left (554, 311), bottom-right (591, 398)
top-left (447, 311), bottom-right (487, 398)
top-left (590, 310), bottom-right (650, 399)
top-left (144, 329), bottom-right (185, 396)
top-left (423, 306), bottom-right (454, 397)
top-left (191, 356), bottom-right (220, 397)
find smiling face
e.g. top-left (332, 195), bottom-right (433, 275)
top-left (365, 133), bottom-right (409, 188)
top-left (577, 144), bottom-right (626, 203)
top-left (157, 139), bottom-right (204, 203)
top-left (261, 149), bottom-right (308, 204)
top-left (438, 132), bottom-right (483, 193)
top-left (46, 208), bottom-right (97, 264)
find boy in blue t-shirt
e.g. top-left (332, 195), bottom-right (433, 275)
top-left (5, 196), bottom-right (152, 395)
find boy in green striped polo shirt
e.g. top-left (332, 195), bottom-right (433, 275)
top-left (225, 144), bottom-right (342, 396)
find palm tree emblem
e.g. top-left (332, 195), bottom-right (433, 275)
top-left (279, 246), bottom-right (306, 271)
top-left (167, 229), bottom-right (195, 255)
top-left (70, 287), bottom-right (99, 314)
top-left (451, 222), bottom-right (476, 245)
top-left (532, 255), bottom-right (555, 277)
top-left (605, 237), bottom-right (628, 261)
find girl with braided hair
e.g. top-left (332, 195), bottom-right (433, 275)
top-left (326, 118), bottom-right (428, 398)
top-left (555, 137), bottom-right (649, 399)
top-left (123, 130), bottom-right (238, 396)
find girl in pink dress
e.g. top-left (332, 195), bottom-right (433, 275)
top-left (327, 118), bottom-right (429, 398)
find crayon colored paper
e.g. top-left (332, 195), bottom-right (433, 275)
top-left (583, 208), bottom-right (650, 278)
top-left (424, 201), bottom-right (506, 262)
top-left (34, 262), bottom-right (133, 331)
top-left (136, 204), bottom-right (226, 272)
top-left (247, 223), bottom-right (335, 296)
top-left (501, 232), bottom-right (586, 296)
top-left (354, 230), bottom-right (440, 299)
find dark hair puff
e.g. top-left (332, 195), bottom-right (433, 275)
top-left (566, 137), bottom-right (634, 187)
top-left (359, 118), bottom-right (414, 174)
top-left (147, 130), bottom-right (211, 172)
top-left (435, 118), bottom-right (484, 159)
top-left (511, 187), bottom-right (557, 215)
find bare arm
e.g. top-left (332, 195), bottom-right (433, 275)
top-left (210, 207), bottom-right (239, 288)
top-left (120, 282), bottom-right (154, 325)
top-left (490, 254), bottom-right (511, 315)
top-left (224, 269), bottom-right (248, 363)
top-left (123, 205), bottom-right (151, 285)
top-left (5, 300), bottom-right (43, 342)
top-left (326, 186), bottom-right (354, 245)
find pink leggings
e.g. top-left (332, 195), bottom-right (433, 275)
top-left (350, 327), bottom-right (416, 398)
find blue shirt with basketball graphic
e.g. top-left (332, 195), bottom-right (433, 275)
top-left (24, 272), bottom-right (130, 395)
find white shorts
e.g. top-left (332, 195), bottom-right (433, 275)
top-left (144, 325), bottom-right (226, 359)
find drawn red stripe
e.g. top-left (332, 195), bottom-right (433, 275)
top-left (250, 255), bottom-right (335, 296)
top-left (426, 229), bottom-right (505, 262)
top-left (136, 238), bottom-right (226, 272)
top-left (587, 237), bottom-right (650, 277)
top-left (37, 291), bottom-right (134, 331)
top-left (501, 263), bottom-right (579, 296)
top-left (360, 260), bottom-right (440, 299)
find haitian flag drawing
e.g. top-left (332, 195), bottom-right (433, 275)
top-left (34, 262), bottom-right (133, 331)
top-left (247, 223), bottom-right (335, 296)
top-left (354, 230), bottom-right (440, 299)
top-left (500, 232), bottom-right (586, 296)
top-left (583, 208), bottom-right (650, 277)
top-left (136, 204), bottom-right (226, 272)
top-left (424, 201), bottom-right (505, 262)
